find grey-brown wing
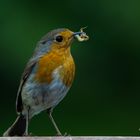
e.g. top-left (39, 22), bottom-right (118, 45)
top-left (16, 60), bottom-right (36, 113)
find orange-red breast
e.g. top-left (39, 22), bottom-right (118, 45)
top-left (3, 28), bottom-right (89, 136)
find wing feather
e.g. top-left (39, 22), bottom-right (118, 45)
top-left (16, 59), bottom-right (36, 113)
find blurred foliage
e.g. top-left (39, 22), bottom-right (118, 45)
top-left (0, 0), bottom-right (140, 136)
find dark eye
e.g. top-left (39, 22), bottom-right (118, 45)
top-left (55, 35), bottom-right (63, 42)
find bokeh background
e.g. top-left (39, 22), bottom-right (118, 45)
top-left (0, 0), bottom-right (140, 136)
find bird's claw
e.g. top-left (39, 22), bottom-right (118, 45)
top-left (64, 132), bottom-right (71, 136)
top-left (56, 133), bottom-right (62, 136)
top-left (56, 132), bottom-right (71, 137)
top-left (23, 133), bottom-right (32, 137)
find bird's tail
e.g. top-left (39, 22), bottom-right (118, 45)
top-left (3, 114), bottom-right (26, 136)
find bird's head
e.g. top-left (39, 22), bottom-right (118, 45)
top-left (35, 28), bottom-right (89, 54)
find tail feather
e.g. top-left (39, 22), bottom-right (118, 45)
top-left (3, 114), bottom-right (26, 136)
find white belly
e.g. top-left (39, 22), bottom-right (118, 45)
top-left (21, 67), bottom-right (70, 118)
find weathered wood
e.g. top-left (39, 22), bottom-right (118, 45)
top-left (1, 137), bottom-right (140, 140)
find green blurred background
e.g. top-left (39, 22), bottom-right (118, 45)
top-left (0, 0), bottom-right (140, 136)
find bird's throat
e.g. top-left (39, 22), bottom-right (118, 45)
top-left (35, 47), bottom-right (75, 87)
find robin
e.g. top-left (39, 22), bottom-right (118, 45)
top-left (3, 28), bottom-right (89, 136)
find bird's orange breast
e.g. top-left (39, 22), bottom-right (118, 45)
top-left (35, 47), bottom-right (75, 87)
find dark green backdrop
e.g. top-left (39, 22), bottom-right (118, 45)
top-left (0, 0), bottom-right (140, 136)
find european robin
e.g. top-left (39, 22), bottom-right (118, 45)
top-left (3, 28), bottom-right (89, 136)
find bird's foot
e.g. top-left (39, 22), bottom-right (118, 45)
top-left (56, 132), bottom-right (71, 137)
top-left (24, 132), bottom-right (32, 137)
top-left (56, 133), bottom-right (62, 136)
top-left (64, 132), bottom-right (71, 136)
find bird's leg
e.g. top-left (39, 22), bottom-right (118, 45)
top-left (47, 108), bottom-right (62, 136)
top-left (24, 107), bottom-right (30, 136)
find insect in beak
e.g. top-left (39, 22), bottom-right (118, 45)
top-left (73, 27), bottom-right (89, 42)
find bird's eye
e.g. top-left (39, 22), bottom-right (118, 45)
top-left (55, 35), bottom-right (63, 42)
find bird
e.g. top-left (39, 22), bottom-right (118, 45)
top-left (3, 28), bottom-right (89, 136)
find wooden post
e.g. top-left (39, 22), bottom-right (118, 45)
top-left (1, 137), bottom-right (140, 140)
